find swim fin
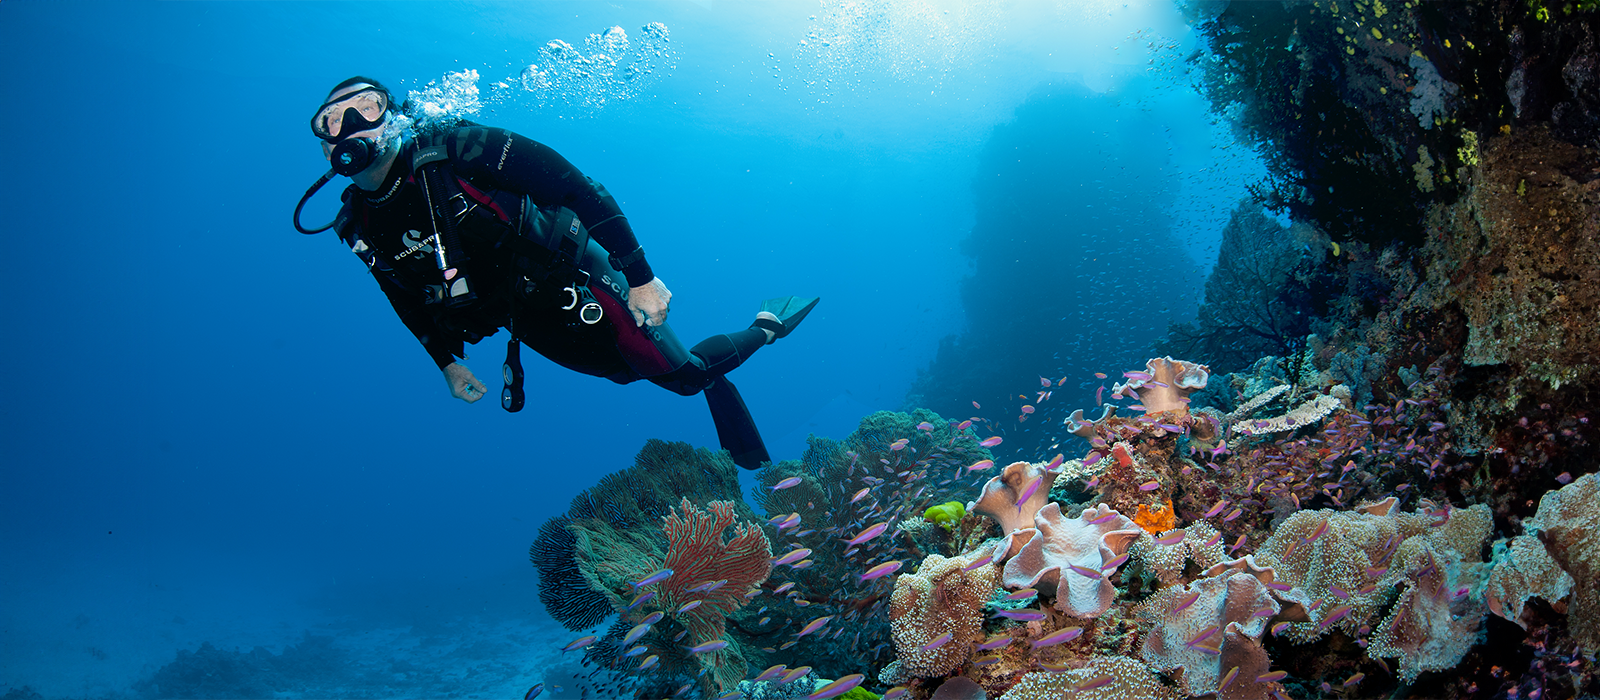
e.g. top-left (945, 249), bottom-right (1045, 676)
top-left (703, 376), bottom-right (770, 470)
top-left (751, 296), bottom-right (820, 344)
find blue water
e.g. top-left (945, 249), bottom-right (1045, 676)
top-left (0, 1), bottom-right (1260, 696)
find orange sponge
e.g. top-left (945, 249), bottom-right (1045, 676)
top-left (1134, 499), bottom-right (1177, 534)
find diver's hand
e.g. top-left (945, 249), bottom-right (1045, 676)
top-left (444, 362), bottom-right (488, 403)
top-left (628, 277), bottom-right (672, 327)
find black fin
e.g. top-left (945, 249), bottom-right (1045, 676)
top-left (703, 377), bottom-right (769, 470)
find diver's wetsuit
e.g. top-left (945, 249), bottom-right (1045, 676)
top-left (332, 125), bottom-right (771, 463)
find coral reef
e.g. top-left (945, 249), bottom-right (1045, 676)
top-left (972, 460), bottom-right (1058, 536)
top-left (999, 503), bottom-right (1141, 618)
top-left (1522, 472), bottom-right (1600, 651)
top-left (886, 551), bottom-right (999, 679)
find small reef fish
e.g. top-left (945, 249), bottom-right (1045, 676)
top-left (561, 635), bottom-right (598, 652)
top-left (1343, 672), bottom-right (1366, 687)
top-left (1068, 564), bottom-right (1103, 579)
top-left (753, 664), bottom-right (788, 683)
top-left (846, 523), bottom-right (889, 546)
top-left (1077, 675), bottom-right (1115, 691)
top-left (1202, 531), bottom-right (1222, 548)
top-left (1219, 666), bottom-right (1239, 691)
top-left (778, 666), bottom-right (813, 684)
top-left (1271, 621), bottom-right (1292, 635)
top-left (1264, 581), bottom-right (1292, 592)
top-left (626, 591), bottom-right (656, 610)
top-left (1229, 534), bottom-right (1249, 553)
top-left (1005, 588), bottom-right (1038, 601)
top-left (1186, 625), bottom-right (1221, 648)
top-left (806, 674), bottom-right (864, 700)
top-left (630, 568), bottom-right (674, 590)
top-left (882, 688), bottom-right (909, 700)
top-left (773, 548), bottom-right (813, 566)
top-left (1223, 508), bottom-right (1243, 522)
top-left (676, 600), bottom-right (702, 614)
top-left (771, 477), bottom-right (803, 491)
top-left (778, 641), bottom-right (797, 650)
top-left (972, 654), bottom-right (1001, 667)
top-left (624, 644), bottom-right (648, 657)
top-left (715, 692), bottom-right (742, 700)
top-left (850, 487), bottom-right (871, 504)
top-left (979, 436), bottom-right (1003, 447)
top-left (1039, 660), bottom-right (1073, 671)
top-left (773, 582), bottom-right (795, 594)
top-left (976, 634), bottom-right (1012, 651)
top-left (796, 615), bottom-right (833, 638)
top-left (1304, 520), bottom-right (1329, 544)
top-left (1044, 453), bottom-right (1064, 470)
top-left (962, 553), bottom-right (995, 571)
top-left (623, 623), bottom-right (653, 645)
top-left (917, 421), bottom-right (935, 431)
top-left (1173, 590), bottom-right (1202, 614)
top-left (792, 560), bottom-right (814, 570)
top-left (524, 684), bottom-right (543, 700)
top-left (1124, 370), bottom-right (1154, 381)
top-left (1329, 586), bottom-right (1350, 600)
top-left (1139, 481), bottom-right (1161, 492)
top-left (1016, 476), bottom-right (1044, 508)
top-left (759, 617), bottom-right (771, 625)
top-left (920, 632), bottom-right (954, 650)
top-left (1257, 670), bottom-right (1289, 683)
top-left (1101, 552), bottom-right (1130, 570)
top-left (641, 611), bottom-right (664, 625)
top-left (686, 579), bottom-right (728, 593)
top-left (957, 420), bottom-right (973, 431)
top-left (1202, 500), bottom-right (1229, 518)
top-left (1320, 604), bottom-right (1354, 627)
top-left (860, 560), bottom-right (903, 581)
top-left (994, 608), bottom-right (1046, 621)
top-left (638, 655), bottom-right (659, 671)
top-left (1031, 627), bottom-right (1082, 648)
top-left (967, 459), bottom-right (995, 472)
top-left (1087, 511), bottom-right (1120, 525)
top-left (777, 513), bottom-right (802, 530)
top-left (1154, 530), bottom-right (1186, 546)
top-left (687, 640), bottom-right (729, 654)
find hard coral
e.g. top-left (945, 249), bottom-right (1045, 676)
top-left (888, 550), bottom-right (1000, 679)
top-left (1000, 503), bottom-right (1142, 617)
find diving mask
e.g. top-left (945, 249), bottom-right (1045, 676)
top-left (310, 86), bottom-right (389, 142)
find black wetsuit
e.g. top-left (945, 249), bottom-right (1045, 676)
top-left (332, 125), bottom-right (771, 465)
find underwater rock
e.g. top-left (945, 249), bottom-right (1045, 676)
top-left (1000, 503), bottom-right (1142, 618)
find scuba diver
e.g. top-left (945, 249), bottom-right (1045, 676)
top-left (292, 76), bottom-right (817, 469)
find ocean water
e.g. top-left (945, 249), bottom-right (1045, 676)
top-left (0, 1), bottom-right (1263, 697)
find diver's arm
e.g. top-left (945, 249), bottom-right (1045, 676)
top-left (447, 127), bottom-right (655, 287)
top-left (372, 271), bottom-right (462, 371)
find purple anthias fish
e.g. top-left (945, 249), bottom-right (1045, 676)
top-left (796, 615), bottom-right (833, 638)
top-left (771, 477), bottom-right (803, 491)
top-left (687, 639), bottom-right (729, 654)
top-left (752, 664), bottom-right (788, 683)
top-left (994, 608), bottom-right (1046, 621)
top-left (979, 436), bottom-right (1003, 447)
top-left (630, 568), bottom-right (674, 590)
top-left (773, 548), bottom-right (812, 566)
top-left (846, 522), bottom-right (889, 546)
top-left (919, 632), bottom-right (953, 650)
top-left (860, 560), bottom-right (903, 581)
top-left (807, 674), bottom-right (865, 700)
